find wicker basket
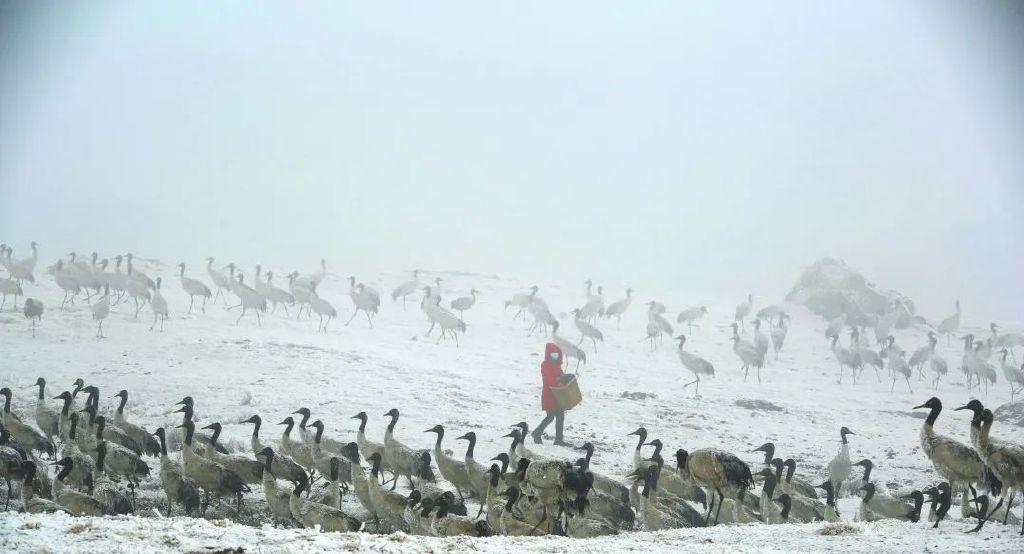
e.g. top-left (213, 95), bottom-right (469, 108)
top-left (550, 375), bottom-right (583, 411)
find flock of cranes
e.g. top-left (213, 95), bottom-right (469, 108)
top-left (2, 378), bottom-right (1022, 538)
top-left (3, 242), bottom-right (1024, 401)
top-left (3, 241), bottom-right (1024, 541)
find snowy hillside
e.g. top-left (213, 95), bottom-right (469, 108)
top-left (1, 263), bottom-right (1023, 552)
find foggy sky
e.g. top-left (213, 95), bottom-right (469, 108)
top-left (1, 1), bottom-right (1022, 320)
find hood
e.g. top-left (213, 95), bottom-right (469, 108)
top-left (544, 342), bottom-right (563, 365)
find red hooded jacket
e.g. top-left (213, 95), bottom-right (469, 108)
top-left (540, 342), bottom-right (565, 411)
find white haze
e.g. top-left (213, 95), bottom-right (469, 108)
top-left (1, 1), bottom-right (1022, 320)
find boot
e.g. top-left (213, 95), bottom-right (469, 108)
top-left (531, 429), bottom-right (543, 444)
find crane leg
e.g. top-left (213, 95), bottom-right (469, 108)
top-left (713, 488), bottom-right (725, 525)
top-left (256, 310), bottom-right (262, 328)
top-left (905, 377), bottom-right (913, 393)
top-left (366, 311), bottom-right (373, 328)
top-left (202, 296), bottom-right (207, 313)
top-left (236, 308), bottom-right (246, 325)
top-left (188, 296), bottom-right (194, 314)
top-left (345, 310), bottom-right (359, 326)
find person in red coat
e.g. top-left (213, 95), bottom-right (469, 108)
top-left (532, 342), bottom-right (568, 445)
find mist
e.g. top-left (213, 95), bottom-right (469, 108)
top-left (2, 0), bottom-right (1022, 319)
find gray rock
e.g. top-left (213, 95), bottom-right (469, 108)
top-left (993, 400), bottom-right (1024, 427)
top-left (734, 398), bottom-right (785, 412)
top-left (620, 391), bottom-right (657, 401)
top-left (786, 258), bottom-right (916, 324)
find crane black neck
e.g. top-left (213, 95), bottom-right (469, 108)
top-left (96, 444), bottom-right (107, 473)
top-left (56, 461), bottom-right (73, 482)
top-left (634, 430), bottom-right (647, 452)
top-left (156, 431), bottom-right (168, 457)
top-left (116, 393), bottom-right (128, 415)
top-left (923, 403), bottom-right (941, 427)
top-left (35, 381), bottom-right (45, 400)
top-left (763, 472), bottom-right (777, 499)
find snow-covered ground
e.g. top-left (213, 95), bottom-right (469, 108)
top-left (1, 262), bottom-right (1022, 552)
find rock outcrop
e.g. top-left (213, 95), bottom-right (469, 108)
top-left (786, 258), bottom-right (917, 326)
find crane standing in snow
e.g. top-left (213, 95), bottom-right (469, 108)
top-left (603, 288), bottom-right (633, 329)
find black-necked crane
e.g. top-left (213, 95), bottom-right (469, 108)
top-left (107, 255), bottom-right (129, 302)
top-left (550, 320), bottom-right (585, 369)
top-left (5, 242), bottom-right (38, 285)
top-left (428, 292), bottom-right (468, 346)
top-left (886, 336), bottom-right (913, 393)
top-left (603, 288), bottom-right (633, 328)
top-left (177, 263), bottom-right (212, 314)
top-left (263, 271), bottom-right (294, 315)
top-left (23, 298), bottom-right (43, 337)
top-left (975, 409), bottom-right (1024, 535)
top-left (253, 265), bottom-right (272, 303)
top-left (937, 300), bottom-right (961, 345)
top-left (391, 269), bottom-right (420, 310)
top-left (288, 271), bottom-right (313, 319)
top-left (909, 332), bottom-right (937, 379)
top-left (91, 284), bottom-right (110, 338)
top-left (751, 318), bottom-right (769, 363)
top-left (827, 427), bottom-right (854, 494)
top-left (305, 258), bottom-right (328, 288)
top-left (734, 294), bottom-right (753, 332)
top-left (450, 289), bottom-right (479, 320)
top-left (230, 273), bottom-right (267, 327)
top-left (0, 274), bottom-right (23, 311)
top-left (52, 259), bottom-right (81, 307)
top-left (849, 328), bottom-right (883, 382)
top-left (675, 335), bottom-right (714, 396)
top-left (770, 312), bottom-right (789, 359)
top-left (992, 323), bottom-right (1024, 361)
top-left (676, 305), bottom-right (708, 334)
top-left (928, 334), bottom-right (949, 389)
top-left (205, 257), bottom-right (231, 305)
top-left (504, 287), bottom-right (533, 320)
top-left (526, 288), bottom-right (554, 337)
top-left (972, 342), bottom-right (998, 395)
top-left (578, 281), bottom-right (604, 322)
top-left (123, 253), bottom-right (155, 290)
top-left (998, 350), bottom-right (1024, 400)
top-left (150, 277), bottom-right (169, 331)
top-left (571, 308), bottom-right (603, 350)
top-left (912, 397), bottom-right (984, 516)
top-left (125, 261), bottom-right (152, 319)
top-left (831, 334), bottom-right (860, 385)
top-left (681, 445), bottom-right (754, 526)
top-left (346, 277), bottom-right (378, 328)
top-left (873, 301), bottom-right (900, 345)
top-left (309, 283), bottom-right (337, 333)
top-left (730, 322), bottom-right (763, 383)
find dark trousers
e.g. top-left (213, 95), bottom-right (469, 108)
top-left (534, 409), bottom-right (565, 442)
